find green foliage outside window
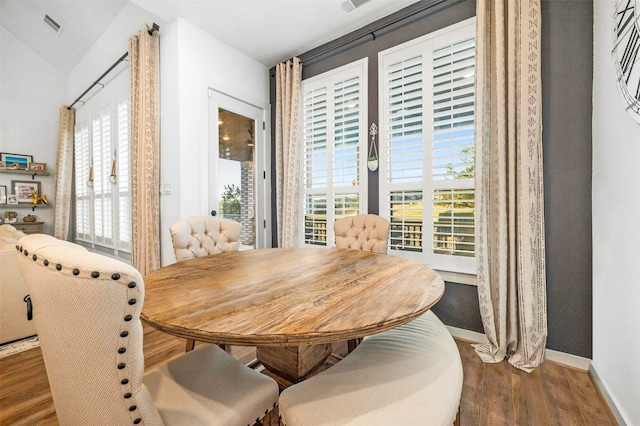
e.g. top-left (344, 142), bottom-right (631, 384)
top-left (220, 184), bottom-right (241, 215)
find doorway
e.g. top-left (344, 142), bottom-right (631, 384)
top-left (208, 90), bottom-right (269, 249)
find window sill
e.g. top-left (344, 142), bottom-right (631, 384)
top-left (435, 270), bottom-right (477, 286)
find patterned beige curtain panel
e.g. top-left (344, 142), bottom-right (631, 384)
top-left (53, 106), bottom-right (75, 240)
top-left (130, 25), bottom-right (160, 275)
top-left (473, 0), bottom-right (547, 372)
top-left (275, 57), bottom-right (302, 248)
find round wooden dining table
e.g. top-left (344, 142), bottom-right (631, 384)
top-left (141, 247), bottom-right (444, 387)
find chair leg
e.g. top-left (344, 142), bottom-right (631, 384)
top-left (185, 339), bottom-right (195, 352)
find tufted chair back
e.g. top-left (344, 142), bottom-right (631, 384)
top-left (334, 214), bottom-right (390, 254)
top-left (17, 234), bottom-right (164, 425)
top-left (169, 216), bottom-right (241, 262)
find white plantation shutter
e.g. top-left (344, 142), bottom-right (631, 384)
top-left (333, 77), bottom-right (361, 188)
top-left (74, 124), bottom-right (91, 241)
top-left (300, 59), bottom-right (367, 247)
top-left (94, 106), bottom-right (113, 245)
top-left (116, 96), bottom-right (131, 250)
top-left (303, 87), bottom-right (328, 190)
top-left (387, 55), bottom-right (424, 184)
top-left (379, 19), bottom-right (476, 274)
top-left (73, 92), bottom-right (131, 256)
top-left (303, 194), bottom-right (328, 245)
top-left (432, 36), bottom-right (475, 260)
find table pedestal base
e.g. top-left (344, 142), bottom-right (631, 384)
top-left (257, 344), bottom-right (332, 388)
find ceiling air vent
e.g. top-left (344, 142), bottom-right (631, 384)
top-left (43, 14), bottom-right (63, 36)
top-left (341, 0), bottom-right (373, 13)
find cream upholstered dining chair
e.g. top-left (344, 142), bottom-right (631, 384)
top-left (170, 216), bottom-right (241, 262)
top-left (17, 234), bottom-right (278, 426)
top-left (333, 214), bottom-right (390, 254)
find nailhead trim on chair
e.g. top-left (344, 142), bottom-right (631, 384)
top-left (17, 245), bottom-right (145, 425)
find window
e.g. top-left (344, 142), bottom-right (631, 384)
top-left (300, 59), bottom-right (368, 246)
top-left (379, 18), bottom-right (476, 274)
top-left (74, 93), bottom-right (131, 256)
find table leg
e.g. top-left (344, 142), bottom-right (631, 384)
top-left (256, 344), bottom-right (332, 388)
top-left (185, 339), bottom-right (195, 352)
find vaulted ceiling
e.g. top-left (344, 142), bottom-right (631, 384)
top-left (0, 0), bottom-right (421, 73)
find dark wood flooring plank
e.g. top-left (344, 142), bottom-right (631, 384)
top-left (511, 365), bottom-right (550, 426)
top-left (456, 339), bottom-right (485, 425)
top-left (482, 358), bottom-right (515, 426)
top-left (539, 359), bottom-right (588, 424)
top-left (563, 363), bottom-right (618, 425)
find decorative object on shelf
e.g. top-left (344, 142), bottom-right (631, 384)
top-left (0, 161), bottom-right (5, 170)
top-left (368, 122), bottom-right (379, 171)
top-left (0, 185), bottom-right (6, 204)
top-left (22, 214), bottom-right (36, 222)
top-left (4, 211), bottom-right (17, 223)
top-left (30, 189), bottom-right (48, 205)
top-left (30, 162), bottom-right (46, 172)
top-left (108, 149), bottom-right (117, 184)
top-left (11, 180), bottom-right (41, 204)
top-left (0, 153), bottom-right (33, 170)
top-left (7, 195), bottom-right (18, 205)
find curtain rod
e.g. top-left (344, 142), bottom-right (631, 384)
top-left (296, 0), bottom-right (449, 66)
top-left (68, 23), bottom-right (159, 110)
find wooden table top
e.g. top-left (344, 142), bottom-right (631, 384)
top-left (141, 248), bottom-right (444, 346)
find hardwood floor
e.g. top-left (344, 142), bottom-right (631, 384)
top-left (0, 326), bottom-right (618, 425)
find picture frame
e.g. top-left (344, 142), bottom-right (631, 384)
top-left (0, 153), bottom-right (33, 170)
top-left (0, 185), bottom-right (6, 204)
top-left (7, 194), bottom-right (18, 205)
top-left (30, 162), bottom-right (46, 172)
top-left (11, 180), bottom-right (41, 204)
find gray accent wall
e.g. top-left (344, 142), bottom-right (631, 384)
top-left (270, 0), bottom-right (593, 357)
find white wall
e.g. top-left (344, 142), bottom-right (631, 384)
top-left (592, 2), bottom-right (640, 425)
top-left (0, 26), bottom-right (67, 234)
top-left (67, 3), bottom-right (166, 101)
top-left (159, 18), bottom-right (269, 265)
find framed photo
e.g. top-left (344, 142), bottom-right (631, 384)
top-left (30, 162), bottom-right (46, 172)
top-left (0, 153), bottom-right (32, 170)
top-left (11, 180), bottom-right (40, 204)
top-left (7, 194), bottom-right (18, 205)
top-left (0, 185), bottom-right (6, 204)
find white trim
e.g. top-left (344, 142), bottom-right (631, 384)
top-left (437, 270), bottom-right (477, 286)
top-left (590, 363), bottom-right (629, 426)
top-left (545, 348), bottom-right (591, 371)
top-left (446, 325), bottom-right (487, 343)
top-left (446, 326), bottom-right (591, 371)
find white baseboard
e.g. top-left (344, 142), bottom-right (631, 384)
top-left (446, 326), bottom-right (591, 371)
top-left (446, 325), bottom-right (487, 344)
top-left (589, 363), bottom-right (629, 426)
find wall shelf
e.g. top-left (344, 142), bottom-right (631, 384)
top-left (2, 204), bottom-right (51, 212)
top-left (0, 169), bottom-right (50, 180)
